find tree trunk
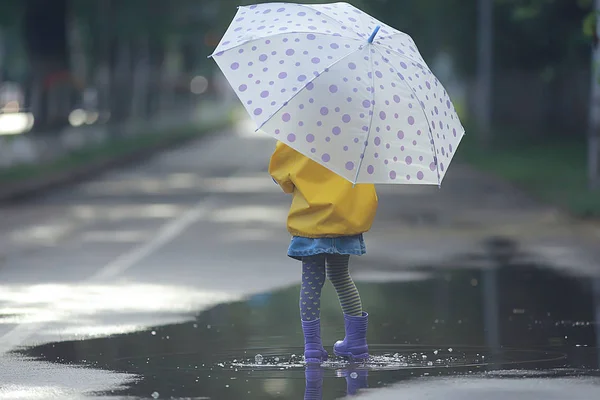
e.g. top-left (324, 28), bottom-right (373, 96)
top-left (22, 0), bottom-right (70, 132)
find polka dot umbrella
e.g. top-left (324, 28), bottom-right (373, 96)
top-left (210, 2), bottom-right (465, 185)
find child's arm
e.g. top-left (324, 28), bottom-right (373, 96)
top-left (269, 142), bottom-right (296, 194)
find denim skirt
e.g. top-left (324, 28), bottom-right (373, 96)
top-left (287, 234), bottom-right (366, 261)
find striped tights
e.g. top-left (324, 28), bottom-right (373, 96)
top-left (300, 254), bottom-right (362, 321)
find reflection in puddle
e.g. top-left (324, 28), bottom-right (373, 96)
top-left (14, 248), bottom-right (600, 399)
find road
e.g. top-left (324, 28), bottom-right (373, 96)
top-left (0, 115), bottom-right (599, 399)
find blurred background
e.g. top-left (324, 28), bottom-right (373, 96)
top-left (0, 0), bottom-right (599, 214)
top-left (1, 1), bottom-right (600, 399)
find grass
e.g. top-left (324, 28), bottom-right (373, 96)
top-left (457, 128), bottom-right (600, 219)
top-left (0, 111), bottom-right (233, 187)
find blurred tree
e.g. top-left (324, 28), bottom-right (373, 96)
top-left (22, 0), bottom-right (71, 129)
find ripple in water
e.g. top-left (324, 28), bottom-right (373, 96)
top-left (220, 346), bottom-right (489, 371)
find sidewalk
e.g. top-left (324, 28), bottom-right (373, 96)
top-left (360, 162), bottom-right (600, 277)
top-left (0, 101), bottom-right (233, 202)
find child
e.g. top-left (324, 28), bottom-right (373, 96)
top-left (269, 141), bottom-right (378, 363)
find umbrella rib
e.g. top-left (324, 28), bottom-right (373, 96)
top-left (297, 3), bottom-right (366, 41)
top-left (209, 30), bottom-right (361, 58)
top-left (353, 47), bottom-right (376, 185)
top-left (256, 46), bottom-right (363, 132)
top-left (373, 47), bottom-right (441, 186)
top-left (374, 44), bottom-right (429, 67)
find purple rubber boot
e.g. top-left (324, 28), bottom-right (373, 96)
top-left (342, 369), bottom-right (369, 395)
top-left (302, 318), bottom-right (328, 364)
top-left (333, 312), bottom-right (369, 360)
top-left (304, 364), bottom-right (324, 400)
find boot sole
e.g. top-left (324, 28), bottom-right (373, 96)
top-left (333, 349), bottom-right (369, 361)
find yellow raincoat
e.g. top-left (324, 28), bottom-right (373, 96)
top-left (269, 141), bottom-right (378, 238)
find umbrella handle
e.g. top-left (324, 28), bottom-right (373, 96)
top-left (368, 25), bottom-right (381, 43)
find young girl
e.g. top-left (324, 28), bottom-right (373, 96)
top-left (269, 141), bottom-right (378, 363)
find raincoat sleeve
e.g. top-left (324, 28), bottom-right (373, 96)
top-left (269, 142), bottom-right (296, 194)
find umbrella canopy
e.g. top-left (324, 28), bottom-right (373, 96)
top-left (211, 2), bottom-right (465, 185)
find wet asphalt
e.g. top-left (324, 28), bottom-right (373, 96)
top-left (0, 115), bottom-right (599, 399)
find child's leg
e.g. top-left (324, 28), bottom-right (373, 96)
top-left (300, 255), bottom-right (326, 321)
top-left (300, 255), bottom-right (328, 363)
top-left (325, 254), bottom-right (362, 316)
top-left (327, 254), bottom-right (369, 360)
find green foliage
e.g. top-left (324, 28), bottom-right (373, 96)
top-left (369, 0), bottom-right (591, 77)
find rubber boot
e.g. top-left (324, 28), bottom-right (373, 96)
top-left (341, 369), bottom-right (369, 395)
top-left (333, 312), bottom-right (369, 360)
top-left (302, 318), bottom-right (328, 364)
top-left (304, 364), bottom-right (324, 400)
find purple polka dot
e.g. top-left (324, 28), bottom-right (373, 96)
top-left (239, 84), bottom-right (247, 92)
top-left (389, 171), bottom-right (397, 180)
top-left (331, 43), bottom-right (339, 49)
top-left (282, 113), bottom-right (291, 122)
top-left (306, 134), bottom-right (315, 143)
top-left (417, 171), bottom-right (424, 180)
top-left (298, 11), bottom-right (306, 16)
top-left (375, 71), bottom-right (383, 78)
top-left (312, 57), bottom-right (320, 64)
top-left (397, 130), bottom-right (404, 139)
top-left (260, 90), bottom-right (269, 98)
top-left (287, 133), bottom-right (296, 142)
top-left (379, 111), bottom-right (386, 120)
top-left (298, 75), bottom-right (307, 81)
top-left (367, 165), bottom-right (374, 174)
top-left (307, 33), bottom-right (316, 40)
top-left (259, 54), bottom-right (268, 61)
top-left (329, 85), bottom-right (338, 93)
top-left (400, 62), bottom-right (407, 69)
top-left (286, 49), bottom-right (295, 56)
top-left (405, 156), bottom-right (413, 165)
top-left (348, 62), bottom-right (356, 70)
top-left (322, 153), bottom-right (331, 162)
top-left (342, 114), bottom-right (351, 123)
top-left (254, 108), bottom-right (262, 115)
top-left (429, 162), bottom-right (436, 171)
top-left (278, 72), bottom-right (287, 79)
top-left (230, 62), bottom-right (240, 70)
top-left (393, 95), bottom-right (401, 103)
top-left (345, 161), bottom-right (354, 170)
top-left (332, 126), bottom-right (341, 135)
top-left (306, 82), bottom-right (314, 90)
top-left (408, 116), bottom-right (415, 125)
top-left (362, 100), bottom-right (371, 108)
top-left (320, 107), bottom-right (329, 115)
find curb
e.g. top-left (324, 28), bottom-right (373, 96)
top-left (0, 121), bottom-right (231, 203)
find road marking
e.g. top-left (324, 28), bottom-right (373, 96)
top-left (0, 193), bottom-right (220, 355)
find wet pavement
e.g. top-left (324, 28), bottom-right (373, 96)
top-left (1, 113), bottom-right (600, 399)
top-left (9, 251), bottom-right (600, 399)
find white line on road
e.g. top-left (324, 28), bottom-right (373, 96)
top-left (0, 196), bottom-right (218, 355)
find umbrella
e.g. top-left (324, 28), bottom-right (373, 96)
top-left (210, 2), bottom-right (465, 185)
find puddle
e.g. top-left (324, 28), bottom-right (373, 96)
top-left (13, 245), bottom-right (600, 399)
